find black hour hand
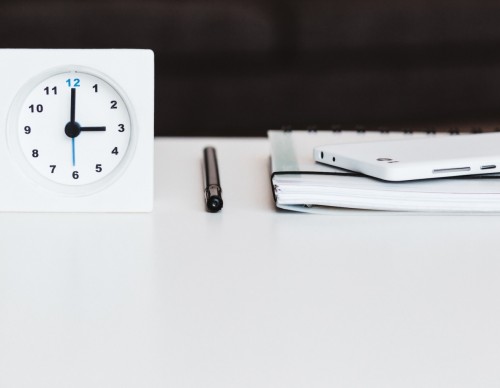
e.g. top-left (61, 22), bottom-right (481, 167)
top-left (80, 126), bottom-right (106, 132)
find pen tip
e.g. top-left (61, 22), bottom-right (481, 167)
top-left (207, 196), bottom-right (223, 212)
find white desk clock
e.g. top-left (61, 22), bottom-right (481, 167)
top-left (0, 49), bottom-right (154, 212)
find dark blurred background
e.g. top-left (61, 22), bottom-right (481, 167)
top-left (2, 0), bottom-right (500, 136)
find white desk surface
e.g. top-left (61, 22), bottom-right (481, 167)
top-left (1, 137), bottom-right (500, 388)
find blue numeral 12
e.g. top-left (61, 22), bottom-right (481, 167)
top-left (66, 78), bottom-right (80, 87)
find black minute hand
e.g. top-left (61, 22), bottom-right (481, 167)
top-left (70, 87), bottom-right (76, 123)
top-left (65, 88), bottom-right (80, 139)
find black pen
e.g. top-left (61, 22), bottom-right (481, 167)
top-left (203, 146), bottom-right (223, 212)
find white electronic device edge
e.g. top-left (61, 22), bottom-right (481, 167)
top-left (313, 132), bottom-right (500, 181)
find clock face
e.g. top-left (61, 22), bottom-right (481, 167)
top-left (15, 71), bottom-right (131, 186)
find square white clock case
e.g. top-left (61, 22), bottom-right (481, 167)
top-left (0, 49), bottom-right (154, 212)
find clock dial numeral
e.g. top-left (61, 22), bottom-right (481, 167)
top-left (118, 124), bottom-right (125, 132)
top-left (24, 126), bottom-right (31, 134)
top-left (44, 86), bottom-right (57, 95)
top-left (111, 147), bottom-right (119, 155)
top-left (95, 164), bottom-right (102, 173)
top-left (66, 78), bottom-right (80, 88)
top-left (50, 165), bottom-right (56, 173)
top-left (93, 84), bottom-right (98, 93)
top-left (32, 149), bottom-right (39, 158)
top-left (29, 104), bottom-right (43, 113)
top-left (72, 171), bottom-right (79, 179)
top-left (110, 100), bottom-right (118, 109)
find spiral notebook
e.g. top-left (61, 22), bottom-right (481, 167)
top-left (269, 127), bottom-right (500, 213)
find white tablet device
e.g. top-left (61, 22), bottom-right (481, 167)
top-left (313, 132), bottom-right (500, 181)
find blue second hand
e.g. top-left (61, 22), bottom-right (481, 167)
top-left (72, 137), bottom-right (76, 167)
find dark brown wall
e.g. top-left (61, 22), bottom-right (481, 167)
top-left (2, 0), bottom-right (500, 136)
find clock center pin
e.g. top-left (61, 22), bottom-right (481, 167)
top-left (64, 121), bottom-right (81, 138)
